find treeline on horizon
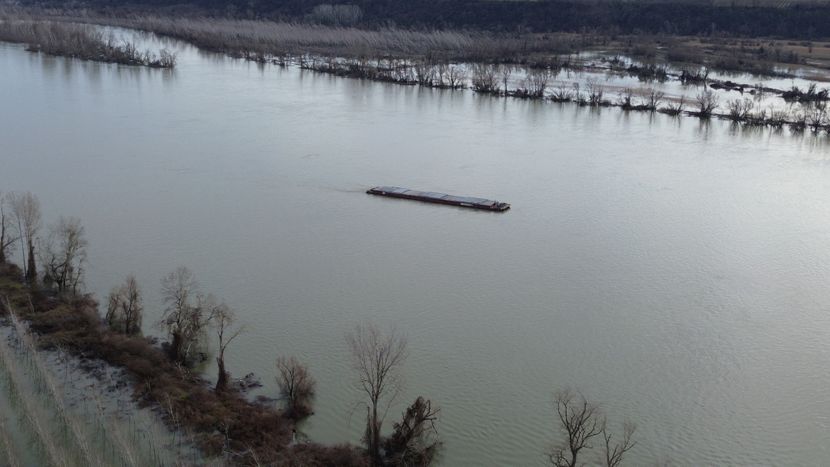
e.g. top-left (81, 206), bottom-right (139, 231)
top-left (27, 0), bottom-right (830, 39)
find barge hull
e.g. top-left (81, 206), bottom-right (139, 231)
top-left (367, 186), bottom-right (510, 212)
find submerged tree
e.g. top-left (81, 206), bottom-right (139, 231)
top-left (471, 64), bottom-right (499, 94)
top-left (9, 191), bottom-right (41, 282)
top-left (694, 89), bottom-right (719, 117)
top-left (39, 216), bottom-right (87, 294)
top-left (276, 355), bottom-right (316, 418)
top-left (106, 275), bottom-right (143, 335)
top-left (158, 267), bottom-right (212, 365)
top-left (548, 389), bottom-right (637, 467)
top-left (384, 396), bottom-right (441, 466)
top-left (212, 301), bottom-right (242, 393)
top-left (0, 192), bottom-right (18, 264)
top-left (549, 389), bottom-right (603, 467)
top-left (602, 420), bottom-right (637, 467)
top-left (644, 88), bottom-right (665, 111)
top-left (346, 323), bottom-right (408, 466)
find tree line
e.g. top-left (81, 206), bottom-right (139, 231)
top-left (31, 0), bottom-right (830, 40)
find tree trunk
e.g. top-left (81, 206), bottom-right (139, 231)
top-left (0, 223), bottom-right (6, 264)
top-left (25, 241), bottom-right (36, 282)
top-left (370, 405), bottom-right (381, 466)
top-left (215, 355), bottom-right (228, 392)
top-left (170, 331), bottom-right (182, 363)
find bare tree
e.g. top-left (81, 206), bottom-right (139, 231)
top-left (727, 98), bottom-right (755, 121)
top-left (602, 421), bottom-right (637, 467)
top-left (573, 82), bottom-right (585, 105)
top-left (436, 62), bottom-right (449, 87)
top-left (9, 192), bottom-right (41, 282)
top-left (105, 275), bottom-right (143, 335)
top-left (662, 96), bottom-right (686, 116)
top-left (695, 89), bottom-right (719, 117)
top-left (384, 396), bottom-right (440, 466)
top-left (549, 389), bottom-right (603, 467)
top-left (644, 88), bottom-right (665, 111)
top-left (39, 216), bottom-right (87, 294)
top-left (500, 64), bottom-right (513, 96)
top-left (414, 61), bottom-right (437, 86)
top-left (525, 68), bottom-right (552, 98)
top-left (586, 79), bottom-right (605, 106)
top-left (346, 323), bottom-right (408, 466)
top-left (276, 356), bottom-right (316, 418)
top-left (551, 83), bottom-right (573, 102)
top-left (158, 267), bottom-right (212, 365)
top-left (213, 301), bottom-right (243, 392)
top-left (0, 192), bottom-right (18, 264)
top-left (471, 64), bottom-right (499, 94)
top-left (618, 88), bottom-right (635, 109)
top-left (446, 64), bottom-right (466, 89)
top-left (808, 102), bottom-right (828, 132)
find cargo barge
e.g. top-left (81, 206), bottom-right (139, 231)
top-left (367, 186), bottom-right (510, 212)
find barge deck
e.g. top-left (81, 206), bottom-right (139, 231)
top-left (367, 186), bottom-right (510, 212)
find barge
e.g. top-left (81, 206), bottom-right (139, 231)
top-left (367, 186), bottom-right (510, 212)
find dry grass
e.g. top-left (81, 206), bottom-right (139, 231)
top-left (2, 7), bottom-right (594, 63)
top-left (100, 15), bottom-right (550, 62)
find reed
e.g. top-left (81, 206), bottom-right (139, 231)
top-left (0, 317), bottom-right (68, 466)
top-left (0, 392), bottom-right (22, 467)
top-left (0, 295), bottom-right (182, 466)
top-left (99, 15), bottom-right (542, 62)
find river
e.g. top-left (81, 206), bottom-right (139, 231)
top-left (2, 34), bottom-right (830, 466)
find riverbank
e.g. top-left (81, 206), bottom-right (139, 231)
top-left (8, 6), bottom-right (830, 78)
top-left (2, 8), bottom-right (828, 135)
top-left (0, 262), bottom-right (366, 465)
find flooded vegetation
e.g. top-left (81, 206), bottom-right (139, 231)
top-left (4, 8), bottom-right (824, 135)
top-left (0, 18), bottom-right (176, 67)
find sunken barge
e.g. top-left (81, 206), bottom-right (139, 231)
top-left (367, 186), bottom-right (510, 212)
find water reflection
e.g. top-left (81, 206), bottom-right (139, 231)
top-left (694, 118), bottom-right (712, 140)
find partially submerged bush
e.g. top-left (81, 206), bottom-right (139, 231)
top-left (276, 355), bottom-right (316, 418)
top-left (693, 89), bottom-right (719, 118)
top-left (384, 397), bottom-right (441, 466)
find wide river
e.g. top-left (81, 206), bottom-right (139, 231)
top-left (2, 36), bottom-right (830, 466)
